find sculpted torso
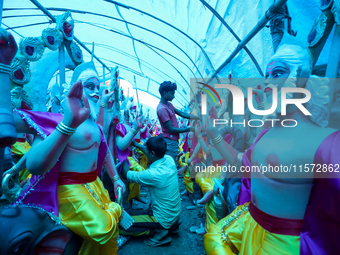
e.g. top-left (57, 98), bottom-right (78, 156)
top-left (251, 123), bottom-right (337, 219)
top-left (59, 118), bottom-right (101, 173)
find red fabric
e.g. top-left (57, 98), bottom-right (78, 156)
top-left (17, 138), bottom-right (26, 143)
top-left (157, 102), bottom-right (179, 140)
top-left (58, 170), bottom-right (97, 185)
top-left (135, 138), bottom-right (141, 143)
top-left (249, 202), bottom-right (303, 236)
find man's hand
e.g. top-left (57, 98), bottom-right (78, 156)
top-left (61, 80), bottom-right (91, 128)
top-left (0, 28), bottom-right (18, 65)
top-left (119, 210), bottom-right (134, 230)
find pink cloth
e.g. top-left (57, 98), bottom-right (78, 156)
top-left (14, 109), bottom-right (107, 217)
top-left (140, 125), bottom-right (149, 139)
top-left (115, 123), bottom-right (131, 171)
top-left (157, 102), bottom-right (179, 140)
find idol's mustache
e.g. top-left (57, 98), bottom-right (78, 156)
top-left (89, 93), bottom-right (99, 97)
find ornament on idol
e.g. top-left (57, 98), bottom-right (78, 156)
top-left (68, 40), bottom-right (83, 65)
top-left (307, 13), bottom-right (328, 47)
top-left (11, 86), bottom-right (33, 110)
top-left (41, 28), bottom-right (63, 51)
top-left (10, 54), bottom-right (31, 86)
top-left (56, 11), bottom-right (74, 41)
top-left (19, 37), bottom-right (45, 61)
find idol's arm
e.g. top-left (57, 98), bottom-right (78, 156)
top-left (140, 124), bottom-right (147, 133)
top-left (103, 148), bottom-right (126, 194)
top-left (116, 129), bottom-right (138, 151)
top-left (195, 119), bottom-right (211, 155)
top-left (12, 111), bottom-right (39, 134)
top-left (96, 89), bottom-right (114, 135)
top-left (26, 129), bottom-right (71, 175)
top-left (189, 142), bottom-right (201, 163)
top-left (27, 81), bottom-right (90, 175)
top-left (206, 109), bottom-right (238, 166)
top-left (116, 117), bottom-right (141, 151)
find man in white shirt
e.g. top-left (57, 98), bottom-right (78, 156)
top-left (120, 136), bottom-right (181, 246)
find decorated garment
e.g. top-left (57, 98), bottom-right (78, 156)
top-left (195, 134), bottom-right (233, 231)
top-left (204, 202), bottom-right (301, 255)
top-left (210, 130), bottom-right (340, 255)
top-left (116, 123), bottom-right (145, 203)
top-left (14, 109), bottom-right (122, 255)
top-left (58, 175), bottom-right (121, 255)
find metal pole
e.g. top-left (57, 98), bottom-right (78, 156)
top-left (59, 42), bottom-right (65, 95)
top-left (325, 24), bottom-right (340, 122)
top-left (103, 66), bottom-right (105, 86)
top-left (0, 0), bottom-right (4, 23)
top-left (29, 0), bottom-right (110, 72)
top-left (91, 42), bottom-right (94, 62)
top-left (134, 76), bottom-right (140, 107)
top-left (207, 0), bottom-right (288, 84)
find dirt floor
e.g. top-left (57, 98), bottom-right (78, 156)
top-left (118, 177), bottom-right (206, 255)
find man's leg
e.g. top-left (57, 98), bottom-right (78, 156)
top-left (119, 208), bottom-right (164, 236)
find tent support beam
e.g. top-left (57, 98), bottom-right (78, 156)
top-left (29, 0), bottom-right (110, 72)
top-left (207, 0), bottom-right (288, 84)
top-left (199, 0), bottom-right (264, 77)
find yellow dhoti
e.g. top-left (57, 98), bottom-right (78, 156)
top-left (179, 152), bottom-right (193, 194)
top-left (11, 141), bottom-right (32, 181)
top-left (204, 202), bottom-right (300, 255)
top-left (135, 148), bottom-right (148, 170)
top-left (126, 157), bottom-right (145, 203)
top-left (58, 177), bottom-right (122, 255)
top-left (195, 170), bottom-right (220, 231)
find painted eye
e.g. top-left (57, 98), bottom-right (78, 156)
top-left (272, 72), bottom-right (283, 78)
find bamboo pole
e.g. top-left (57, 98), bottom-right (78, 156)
top-left (206, 0), bottom-right (288, 84)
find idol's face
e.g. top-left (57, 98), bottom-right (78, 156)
top-left (83, 77), bottom-right (100, 103)
top-left (264, 60), bottom-right (290, 97)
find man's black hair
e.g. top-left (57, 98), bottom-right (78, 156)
top-left (159, 81), bottom-right (177, 96)
top-left (146, 137), bottom-right (167, 158)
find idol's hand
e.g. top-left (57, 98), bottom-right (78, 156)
top-left (0, 28), bottom-right (18, 65)
top-left (101, 88), bottom-right (114, 108)
top-left (206, 106), bottom-right (219, 139)
top-left (195, 120), bottom-right (202, 134)
top-left (132, 113), bottom-right (142, 131)
top-left (252, 84), bottom-right (264, 103)
top-left (114, 179), bottom-right (126, 195)
top-left (119, 210), bottom-right (134, 230)
top-left (61, 80), bottom-right (91, 128)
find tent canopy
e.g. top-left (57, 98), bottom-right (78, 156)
top-left (2, 0), bottom-right (332, 109)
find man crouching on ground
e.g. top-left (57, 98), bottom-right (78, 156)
top-left (120, 136), bottom-right (181, 246)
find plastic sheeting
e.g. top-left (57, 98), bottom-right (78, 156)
top-left (2, 0), bottom-right (333, 108)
